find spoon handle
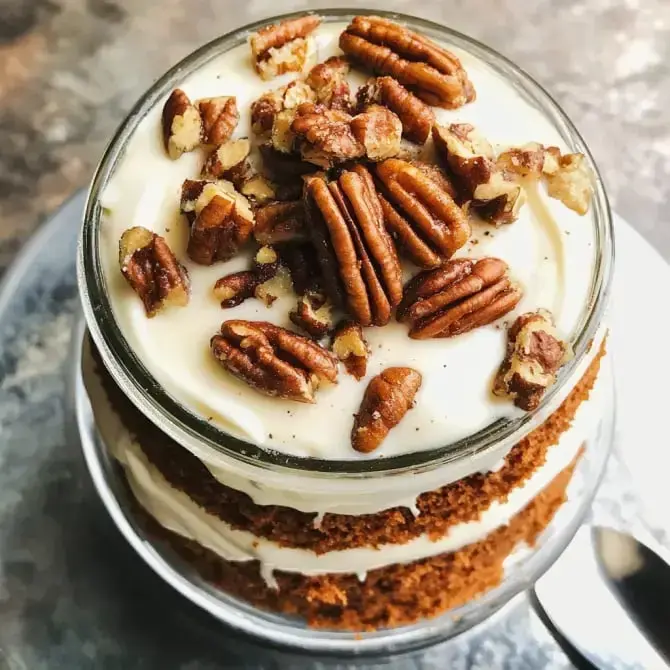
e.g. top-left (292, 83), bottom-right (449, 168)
top-left (528, 587), bottom-right (602, 670)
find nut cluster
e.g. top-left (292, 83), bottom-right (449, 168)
top-left (116, 14), bottom-right (589, 452)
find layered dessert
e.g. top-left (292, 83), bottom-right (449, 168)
top-left (83, 13), bottom-right (608, 630)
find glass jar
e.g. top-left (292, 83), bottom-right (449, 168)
top-left (76, 9), bottom-right (614, 656)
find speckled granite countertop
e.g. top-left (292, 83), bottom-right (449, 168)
top-left (1, 0), bottom-right (669, 274)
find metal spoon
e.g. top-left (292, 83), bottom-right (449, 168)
top-left (530, 525), bottom-right (670, 668)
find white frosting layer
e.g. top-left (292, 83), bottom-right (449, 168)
top-left (84, 343), bottom-right (606, 581)
top-left (98, 20), bottom-right (597, 460)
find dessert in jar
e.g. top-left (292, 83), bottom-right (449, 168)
top-left (79, 11), bottom-right (612, 632)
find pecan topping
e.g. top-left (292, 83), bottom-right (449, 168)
top-left (433, 123), bottom-right (524, 225)
top-left (119, 227), bottom-right (189, 317)
top-left (183, 181), bottom-right (254, 264)
top-left (306, 56), bottom-right (352, 111)
top-left (290, 290), bottom-right (333, 338)
top-left (197, 96), bottom-right (238, 145)
top-left (253, 245), bottom-right (290, 307)
top-left (271, 108), bottom-right (300, 154)
top-left (202, 138), bottom-right (251, 180)
top-left (544, 151), bottom-right (593, 215)
top-left (497, 142), bottom-right (546, 179)
top-left (397, 257), bottom-right (523, 339)
top-left (493, 310), bottom-right (572, 410)
top-left (340, 16), bottom-right (475, 108)
top-left (211, 320), bottom-right (337, 403)
top-left (350, 104), bottom-right (402, 161)
top-left (250, 15), bottom-right (320, 80)
top-left (161, 89), bottom-right (202, 159)
top-left (251, 80), bottom-right (316, 134)
top-left (304, 166), bottom-right (402, 326)
top-left (254, 200), bottom-right (306, 245)
top-left (213, 270), bottom-right (259, 309)
top-left (240, 175), bottom-right (277, 205)
top-left (331, 320), bottom-right (370, 380)
top-left (292, 103), bottom-right (365, 167)
top-left (276, 240), bottom-right (321, 295)
top-left (375, 158), bottom-right (470, 268)
top-left (259, 143), bottom-right (317, 182)
top-left (352, 367), bottom-right (422, 452)
top-left (357, 76), bottom-right (435, 144)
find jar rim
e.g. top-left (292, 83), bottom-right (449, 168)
top-left (77, 8), bottom-right (614, 478)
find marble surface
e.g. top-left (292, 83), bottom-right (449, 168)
top-left (0, 0), bottom-right (669, 276)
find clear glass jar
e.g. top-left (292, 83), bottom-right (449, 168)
top-left (76, 9), bottom-right (615, 655)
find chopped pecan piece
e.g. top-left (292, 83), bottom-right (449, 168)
top-left (119, 227), bottom-right (189, 316)
top-left (290, 290), bottom-right (333, 338)
top-left (331, 320), bottom-right (370, 379)
top-left (306, 56), bottom-right (352, 111)
top-left (250, 15), bottom-right (320, 80)
top-left (213, 270), bottom-right (259, 308)
top-left (397, 257), bottom-right (523, 339)
top-left (292, 103), bottom-right (365, 167)
top-left (272, 108), bottom-right (300, 154)
top-left (259, 143), bottom-right (317, 182)
top-left (276, 240), bottom-right (321, 295)
top-left (161, 89), bottom-right (202, 159)
top-left (433, 123), bottom-right (524, 225)
top-left (350, 104), bottom-right (402, 161)
top-left (211, 319), bottom-right (337, 402)
top-left (240, 175), bottom-right (277, 205)
top-left (544, 152), bottom-right (593, 215)
top-left (497, 142), bottom-right (546, 179)
top-left (254, 200), bottom-right (306, 245)
top-left (202, 138), bottom-right (251, 180)
top-left (304, 166), bottom-right (402, 326)
top-left (352, 367), bottom-right (422, 452)
top-left (493, 310), bottom-right (572, 410)
top-left (340, 16), bottom-right (475, 108)
top-left (184, 181), bottom-right (254, 264)
top-left (197, 96), bottom-right (238, 145)
top-left (252, 244), bottom-right (287, 307)
top-left (375, 158), bottom-right (470, 268)
top-left (251, 80), bottom-right (316, 134)
top-left (357, 76), bottom-right (435, 144)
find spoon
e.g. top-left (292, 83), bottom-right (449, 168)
top-left (530, 525), bottom-right (670, 668)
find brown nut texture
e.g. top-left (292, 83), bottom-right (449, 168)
top-left (119, 226), bottom-right (189, 317)
top-left (197, 96), bottom-right (239, 145)
top-left (350, 104), bottom-right (402, 161)
top-left (545, 152), bottom-right (593, 215)
top-left (250, 15), bottom-right (320, 80)
top-left (306, 56), bottom-right (352, 111)
top-left (289, 290), bottom-right (334, 338)
top-left (276, 240), bottom-right (322, 295)
top-left (351, 367), bottom-right (422, 452)
top-left (340, 16), bottom-right (475, 108)
top-left (397, 257), bottom-right (523, 339)
top-left (375, 158), bottom-right (470, 268)
top-left (331, 320), bottom-right (370, 380)
top-left (254, 200), bottom-right (306, 245)
top-left (162, 89), bottom-right (202, 159)
top-left (304, 165), bottom-right (403, 326)
top-left (211, 319), bottom-right (338, 403)
top-left (202, 138), bottom-right (251, 180)
top-left (251, 80), bottom-right (316, 134)
top-left (213, 271), bottom-right (259, 308)
top-left (357, 76), bottom-right (435, 144)
top-left (493, 310), bottom-right (572, 410)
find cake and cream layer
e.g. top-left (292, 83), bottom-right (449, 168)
top-left (98, 20), bottom-right (597, 460)
top-left (83, 344), bottom-right (607, 584)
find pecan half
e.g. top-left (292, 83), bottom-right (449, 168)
top-left (306, 56), bottom-right (352, 111)
top-left (375, 158), bottom-right (470, 268)
top-left (290, 290), bottom-right (333, 338)
top-left (119, 227), bottom-right (189, 316)
top-left (254, 200), bottom-right (306, 244)
top-left (544, 152), bottom-right (593, 215)
top-left (197, 96), bottom-right (238, 145)
top-left (397, 257), bottom-right (523, 339)
top-left (433, 123), bottom-right (525, 225)
top-left (350, 104), bottom-right (402, 161)
top-left (340, 16), bottom-right (475, 108)
top-left (356, 76), bottom-right (435, 144)
top-left (211, 319), bottom-right (337, 403)
top-left (493, 310), bottom-right (572, 410)
top-left (292, 103), bottom-right (365, 167)
top-left (162, 89), bottom-right (202, 159)
top-left (331, 320), bottom-right (370, 379)
top-left (250, 15), bottom-right (320, 80)
top-left (304, 166), bottom-right (402, 326)
top-left (183, 181), bottom-right (254, 264)
top-left (251, 80), bottom-right (316, 134)
top-left (202, 138), bottom-right (251, 180)
top-left (351, 367), bottom-right (422, 452)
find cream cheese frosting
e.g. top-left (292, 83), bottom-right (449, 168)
top-left (84, 341), bottom-right (607, 585)
top-left (98, 21), bottom-right (597, 460)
